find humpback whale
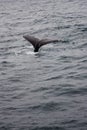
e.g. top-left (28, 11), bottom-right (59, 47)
top-left (23, 35), bottom-right (58, 52)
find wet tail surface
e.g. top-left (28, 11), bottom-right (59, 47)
top-left (23, 35), bottom-right (58, 52)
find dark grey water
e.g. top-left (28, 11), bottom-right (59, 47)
top-left (0, 0), bottom-right (87, 130)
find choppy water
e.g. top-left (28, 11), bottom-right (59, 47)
top-left (0, 0), bottom-right (87, 130)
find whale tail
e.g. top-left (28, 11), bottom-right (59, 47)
top-left (23, 35), bottom-right (58, 52)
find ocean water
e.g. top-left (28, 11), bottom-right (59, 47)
top-left (0, 0), bottom-right (87, 130)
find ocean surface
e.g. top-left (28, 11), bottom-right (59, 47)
top-left (0, 0), bottom-right (87, 130)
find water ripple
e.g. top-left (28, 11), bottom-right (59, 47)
top-left (0, 0), bottom-right (87, 129)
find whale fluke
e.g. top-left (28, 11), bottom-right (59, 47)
top-left (23, 35), bottom-right (58, 52)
